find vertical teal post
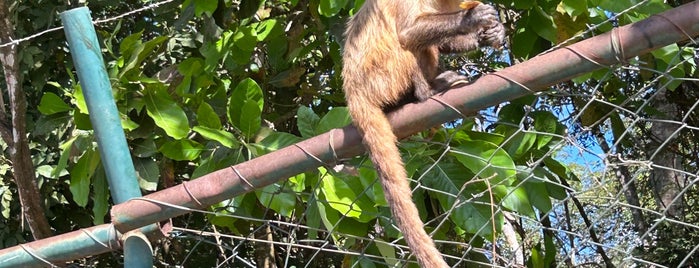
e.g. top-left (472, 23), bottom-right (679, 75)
top-left (60, 7), bottom-right (141, 204)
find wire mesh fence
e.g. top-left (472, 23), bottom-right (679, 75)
top-left (151, 6), bottom-right (699, 268)
top-left (1, 0), bottom-right (698, 267)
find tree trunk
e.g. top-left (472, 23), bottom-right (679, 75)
top-left (647, 89), bottom-right (685, 219)
top-left (0, 0), bottom-right (53, 239)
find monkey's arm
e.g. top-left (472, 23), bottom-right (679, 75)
top-left (438, 34), bottom-right (480, 54)
top-left (438, 22), bottom-right (506, 53)
top-left (397, 4), bottom-right (499, 50)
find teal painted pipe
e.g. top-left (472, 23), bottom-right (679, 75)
top-left (0, 224), bottom-right (119, 267)
top-left (124, 234), bottom-right (154, 268)
top-left (61, 7), bottom-right (141, 204)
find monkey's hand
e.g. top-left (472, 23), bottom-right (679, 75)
top-left (479, 19), bottom-right (506, 49)
top-left (458, 4), bottom-right (505, 49)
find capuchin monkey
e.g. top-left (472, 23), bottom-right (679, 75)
top-left (341, 1), bottom-right (505, 267)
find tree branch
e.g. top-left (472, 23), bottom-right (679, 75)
top-left (0, 0), bottom-right (53, 240)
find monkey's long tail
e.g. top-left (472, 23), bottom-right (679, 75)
top-left (349, 104), bottom-right (449, 268)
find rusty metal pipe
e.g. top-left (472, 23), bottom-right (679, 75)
top-left (111, 1), bottom-right (699, 233)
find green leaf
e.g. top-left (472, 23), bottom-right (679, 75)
top-left (374, 239), bottom-right (399, 267)
top-left (532, 111), bottom-right (560, 149)
top-left (318, 0), bottom-right (348, 17)
top-left (255, 19), bottom-right (283, 41)
top-left (313, 197), bottom-right (369, 237)
top-left (144, 86), bottom-right (190, 139)
top-left (38, 92), bottom-right (72, 115)
top-left (523, 168), bottom-right (554, 213)
top-left (513, 0), bottom-right (535, 9)
top-left (92, 166), bottom-right (109, 225)
top-left (228, 78), bottom-right (263, 127)
top-left (119, 33), bottom-right (168, 79)
top-left (319, 173), bottom-right (363, 220)
top-left (256, 184), bottom-right (297, 218)
top-left (239, 100), bottom-right (262, 138)
top-left (54, 135), bottom-right (82, 178)
top-left (233, 26), bottom-right (259, 52)
top-left (451, 141), bottom-right (517, 185)
top-left (297, 106), bottom-right (321, 138)
top-left (496, 185), bottom-right (535, 217)
top-left (159, 140), bottom-right (204, 161)
top-left (505, 132), bottom-right (537, 160)
top-left (193, 126), bottom-right (238, 148)
top-left (316, 107), bottom-right (351, 134)
top-left (598, 0), bottom-right (635, 13)
top-left (72, 85), bottom-right (89, 114)
top-left (134, 157), bottom-right (160, 191)
top-left (132, 138), bottom-right (158, 158)
top-left (197, 102), bottom-right (222, 129)
top-left (70, 149), bottom-right (101, 207)
top-left (422, 162), bottom-right (501, 239)
top-left (257, 131), bottom-right (302, 152)
top-left (530, 7), bottom-right (557, 43)
top-left (560, 0), bottom-right (587, 17)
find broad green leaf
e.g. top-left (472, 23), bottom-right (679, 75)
top-left (38, 92), bottom-right (72, 115)
top-left (422, 162), bottom-right (501, 239)
top-left (358, 167), bottom-right (387, 206)
top-left (560, 0), bottom-right (587, 17)
top-left (496, 185), bottom-right (535, 217)
top-left (54, 135), bottom-right (82, 178)
top-left (257, 131), bottom-right (302, 152)
top-left (144, 86), bottom-right (190, 139)
top-left (92, 166), bottom-right (109, 225)
top-left (530, 7), bottom-right (557, 43)
top-left (233, 26), bottom-right (258, 52)
top-left (314, 197), bottom-right (369, 238)
top-left (505, 132), bottom-right (537, 160)
top-left (239, 100), bottom-right (262, 138)
top-left (523, 168), bottom-right (554, 213)
top-left (228, 78), bottom-right (263, 127)
top-left (159, 140), bottom-right (203, 161)
top-left (512, 22), bottom-right (539, 59)
top-left (316, 107), bottom-right (351, 134)
top-left (297, 106), bottom-right (321, 138)
top-left (178, 57), bottom-right (205, 76)
top-left (72, 85), bottom-right (88, 114)
top-left (70, 149), bottom-right (101, 207)
top-left (193, 126), bottom-right (238, 148)
top-left (197, 102), bottom-right (222, 129)
top-left (318, 0), bottom-right (348, 17)
top-left (319, 173), bottom-right (363, 220)
top-left (451, 141), bottom-right (517, 185)
top-left (119, 33), bottom-right (168, 79)
top-left (134, 157), bottom-right (159, 191)
top-left (255, 19), bottom-right (283, 41)
top-left (532, 111), bottom-right (560, 149)
top-left (598, 0), bottom-right (635, 12)
top-left (513, 0), bottom-right (535, 9)
top-left (1, 185), bottom-right (12, 218)
top-left (132, 137), bottom-right (158, 158)
top-left (374, 239), bottom-right (399, 267)
top-left (182, 0), bottom-right (219, 17)
top-left (256, 184), bottom-right (297, 218)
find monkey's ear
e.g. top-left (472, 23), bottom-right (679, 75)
top-left (459, 1), bottom-right (481, 10)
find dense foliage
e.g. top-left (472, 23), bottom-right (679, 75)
top-left (0, 0), bottom-right (697, 266)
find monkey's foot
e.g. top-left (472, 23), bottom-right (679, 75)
top-left (432, 71), bottom-right (468, 92)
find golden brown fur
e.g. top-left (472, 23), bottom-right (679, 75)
top-left (342, 0), bottom-right (504, 267)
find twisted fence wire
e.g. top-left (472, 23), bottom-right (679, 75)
top-left (158, 3), bottom-right (699, 267)
top-left (7, 0), bottom-right (696, 267)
